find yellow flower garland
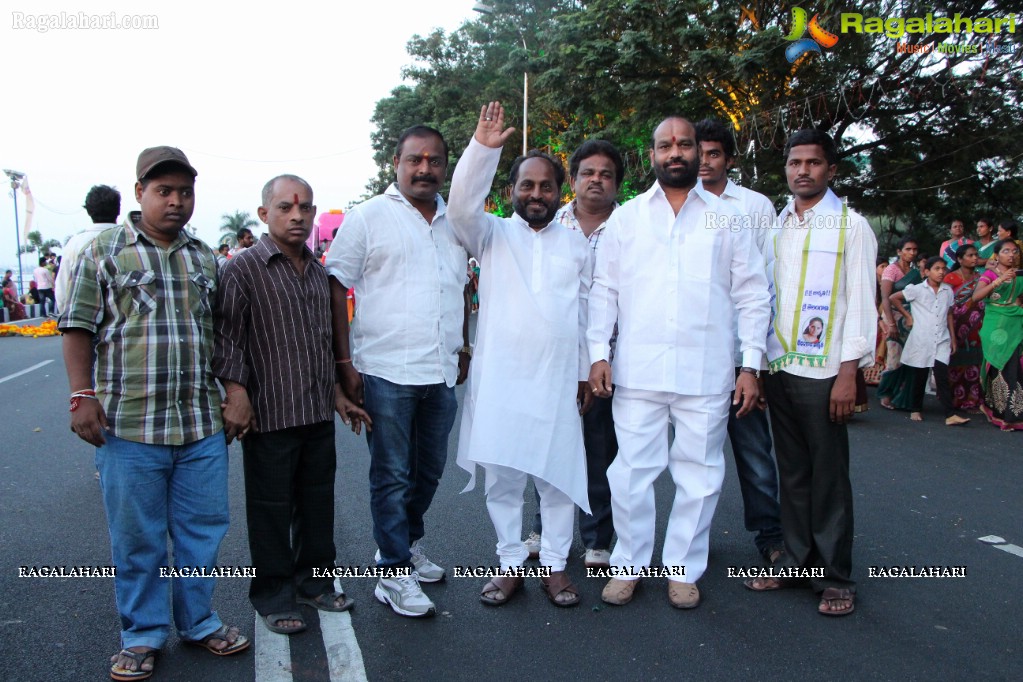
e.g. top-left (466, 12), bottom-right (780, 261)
top-left (0, 319), bottom-right (60, 337)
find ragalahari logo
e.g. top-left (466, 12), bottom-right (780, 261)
top-left (784, 7), bottom-right (839, 62)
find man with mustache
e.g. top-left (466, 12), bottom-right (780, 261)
top-left (588, 117), bottom-right (770, 609)
top-left (449, 102), bottom-right (592, 608)
top-left (523, 139), bottom-right (624, 569)
top-left (749, 129), bottom-right (877, 617)
top-left (60, 147), bottom-right (249, 680)
top-left (213, 175), bottom-right (372, 635)
top-left (326, 126), bottom-right (471, 618)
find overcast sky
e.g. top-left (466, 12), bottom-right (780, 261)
top-left (1, 1), bottom-right (478, 271)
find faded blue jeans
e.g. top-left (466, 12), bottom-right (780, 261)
top-left (363, 375), bottom-right (457, 570)
top-left (726, 394), bottom-right (784, 559)
top-left (96, 431), bottom-right (229, 650)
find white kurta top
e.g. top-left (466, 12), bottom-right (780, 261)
top-left (900, 281), bottom-right (954, 367)
top-left (587, 180), bottom-right (770, 396)
top-left (447, 139), bottom-right (591, 512)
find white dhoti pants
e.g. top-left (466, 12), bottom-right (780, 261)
top-left (608, 387), bottom-right (730, 582)
top-left (483, 464), bottom-right (575, 571)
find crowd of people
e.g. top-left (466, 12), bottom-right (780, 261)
top-left (49, 104), bottom-right (1020, 680)
top-left (874, 220), bottom-right (1023, 430)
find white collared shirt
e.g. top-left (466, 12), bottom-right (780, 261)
top-left (325, 184), bottom-right (468, 387)
top-left (55, 222), bottom-right (117, 310)
top-left (765, 189), bottom-right (878, 379)
top-left (715, 180), bottom-right (777, 366)
top-left (588, 180), bottom-right (770, 396)
top-left (900, 281), bottom-right (954, 367)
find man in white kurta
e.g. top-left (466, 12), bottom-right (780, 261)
top-left (588, 117), bottom-right (771, 610)
top-left (448, 103), bottom-right (591, 607)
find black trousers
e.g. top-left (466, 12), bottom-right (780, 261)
top-left (242, 420), bottom-right (337, 615)
top-left (764, 372), bottom-right (855, 592)
top-left (909, 362), bottom-right (954, 416)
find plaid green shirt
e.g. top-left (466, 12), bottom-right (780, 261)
top-left (59, 218), bottom-right (222, 445)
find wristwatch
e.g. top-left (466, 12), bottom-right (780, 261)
top-left (739, 366), bottom-right (760, 379)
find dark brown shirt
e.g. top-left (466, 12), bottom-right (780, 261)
top-left (213, 234), bottom-right (334, 432)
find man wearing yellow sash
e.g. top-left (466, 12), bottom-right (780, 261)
top-left (748, 130), bottom-right (877, 617)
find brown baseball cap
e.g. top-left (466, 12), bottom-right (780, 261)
top-left (136, 146), bottom-right (198, 182)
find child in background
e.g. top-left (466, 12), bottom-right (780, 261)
top-left (890, 256), bottom-right (970, 425)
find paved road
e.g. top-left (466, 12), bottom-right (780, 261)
top-left (0, 334), bottom-right (1019, 681)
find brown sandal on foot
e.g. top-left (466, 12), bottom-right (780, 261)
top-left (540, 570), bottom-right (580, 608)
top-left (818, 587), bottom-right (856, 616)
top-left (479, 575), bottom-right (524, 606)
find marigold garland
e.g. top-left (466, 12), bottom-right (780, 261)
top-left (0, 319), bottom-right (60, 337)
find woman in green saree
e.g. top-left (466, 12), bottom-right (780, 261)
top-left (972, 239), bottom-right (1023, 430)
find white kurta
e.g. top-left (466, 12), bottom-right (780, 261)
top-left (900, 281), bottom-right (954, 368)
top-left (447, 138), bottom-right (591, 513)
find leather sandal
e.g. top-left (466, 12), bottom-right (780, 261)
top-left (818, 587), bottom-right (855, 616)
top-left (479, 575), bottom-right (524, 606)
top-left (539, 570), bottom-right (580, 607)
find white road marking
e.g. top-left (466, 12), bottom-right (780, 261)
top-left (254, 612), bottom-right (294, 682)
top-left (978, 535), bottom-right (1023, 559)
top-left (0, 360), bottom-right (53, 385)
top-left (320, 610), bottom-right (368, 682)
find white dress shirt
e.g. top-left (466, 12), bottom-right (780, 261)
top-left (325, 184), bottom-right (468, 387)
top-left (448, 138), bottom-right (590, 511)
top-left (55, 222), bottom-right (117, 310)
top-left (588, 181), bottom-right (770, 396)
top-left (715, 180), bottom-right (777, 366)
top-left (900, 281), bottom-right (954, 367)
top-left (765, 189), bottom-right (878, 378)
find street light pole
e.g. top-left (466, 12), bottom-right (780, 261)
top-left (4, 170), bottom-right (26, 295)
top-left (472, 2), bottom-right (528, 156)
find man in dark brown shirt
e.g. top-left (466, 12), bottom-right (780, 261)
top-left (213, 174), bottom-right (370, 635)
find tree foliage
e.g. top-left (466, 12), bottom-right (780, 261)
top-left (20, 230), bottom-right (61, 255)
top-left (367, 0), bottom-right (1022, 254)
top-left (218, 211), bottom-right (259, 246)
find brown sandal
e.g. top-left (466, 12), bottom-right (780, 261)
top-left (818, 587), bottom-right (855, 616)
top-left (479, 575), bottom-right (524, 606)
top-left (540, 571), bottom-right (580, 607)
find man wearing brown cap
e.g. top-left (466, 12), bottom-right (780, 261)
top-left (60, 146), bottom-right (249, 681)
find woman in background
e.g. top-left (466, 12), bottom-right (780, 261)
top-left (943, 244), bottom-right (985, 412)
top-left (878, 237), bottom-right (922, 410)
top-left (973, 239), bottom-right (1023, 430)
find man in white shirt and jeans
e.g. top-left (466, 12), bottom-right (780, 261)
top-left (694, 119), bottom-right (785, 565)
top-left (588, 116), bottom-right (770, 610)
top-left (747, 129), bottom-right (877, 617)
top-left (326, 125), bottom-right (471, 618)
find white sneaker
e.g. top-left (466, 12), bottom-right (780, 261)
top-left (374, 572), bottom-right (436, 618)
top-left (524, 531), bottom-right (541, 560)
top-left (584, 548), bottom-right (611, 568)
top-left (409, 540), bottom-right (445, 583)
top-left (374, 544), bottom-right (445, 583)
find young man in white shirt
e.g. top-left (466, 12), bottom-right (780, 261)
top-left (326, 125), bottom-right (471, 618)
top-left (749, 129), bottom-right (878, 617)
top-left (588, 116), bottom-right (771, 609)
top-left (694, 118), bottom-right (785, 566)
top-left (55, 184), bottom-right (121, 311)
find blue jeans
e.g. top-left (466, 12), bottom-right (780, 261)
top-left (726, 394), bottom-right (784, 558)
top-left (363, 375), bottom-right (457, 569)
top-left (96, 432), bottom-right (230, 650)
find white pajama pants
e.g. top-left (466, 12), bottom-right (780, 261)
top-left (608, 387), bottom-right (730, 582)
top-left (483, 464), bottom-right (575, 571)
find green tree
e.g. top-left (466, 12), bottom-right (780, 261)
top-left (219, 211), bottom-right (259, 247)
top-left (20, 230), bottom-right (61, 255)
top-left (366, 0), bottom-right (1023, 253)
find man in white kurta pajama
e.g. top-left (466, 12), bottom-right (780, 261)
top-left (449, 102), bottom-right (592, 607)
top-left (588, 117), bottom-right (771, 609)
